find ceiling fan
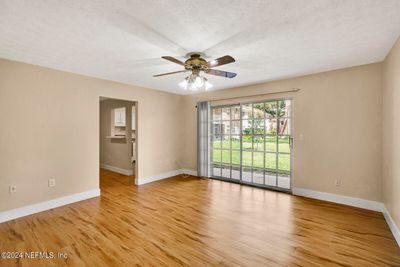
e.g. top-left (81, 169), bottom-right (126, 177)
top-left (153, 53), bottom-right (237, 91)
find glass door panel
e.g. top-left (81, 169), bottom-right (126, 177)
top-left (210, 99), bottom-right (292, 192)
top-left (210, 104), bottom-right (240, 181)
top-left (275, 99), bottom-right (292, 190)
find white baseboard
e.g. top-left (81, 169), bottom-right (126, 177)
top-left (0, 188), bottom-right (100, 223)
top-left (136, 169), bottom-right (198, 185)
top-left (382, 205), bottom-right (400, 247)
top-left (180, 169), bottom-right (198, 176)
top-left (293, 187), bottom-right (400, 247)
top-left (100, 163), bottom-right (133, 176)
top-left (136, 169), bottom-right (182, 185)
top-left (293, 187), bottom-right (383, 212)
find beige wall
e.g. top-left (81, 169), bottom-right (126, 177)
top-left (0, 58), bottom-right (183, 211)
top-left (100, 99), bottom-right (134, 172)
top-left (182, 63), bottom-right (383, 201)
top-left (0, 51), bottom-right (394, 212)
top-left (382, 37), bottom-right (400, 227)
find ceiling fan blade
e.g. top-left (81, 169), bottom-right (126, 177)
top-left (161, 56), bottom-right (185, 66)
top-left (207, 69), bottom-right (237, 78)
top-left (208, 55), bottom-right (235, 68)
top-left (153, 70), bottom-right (186, 77)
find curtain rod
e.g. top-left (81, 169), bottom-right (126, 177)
top-left (200, 88), bottom-right (300, 103)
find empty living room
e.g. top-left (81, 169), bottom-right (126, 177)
top-left (1, 1), bottom-right (400, 266)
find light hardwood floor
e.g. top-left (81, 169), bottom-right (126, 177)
top-left (0, 169), bottom-right (399, 266)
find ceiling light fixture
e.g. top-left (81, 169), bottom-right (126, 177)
top-left (153, 53), bottom-right (236, 92)
top-left (179, 71), bottom-right (213, 91)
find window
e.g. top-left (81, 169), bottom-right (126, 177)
top-left (114, 107), bottom-right (126, 127)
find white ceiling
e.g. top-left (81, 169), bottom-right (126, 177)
top-left (1, 1), bottom-right (400, 95)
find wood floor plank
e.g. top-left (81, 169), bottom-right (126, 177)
top-left (0, 168), bottom-right (399, 266)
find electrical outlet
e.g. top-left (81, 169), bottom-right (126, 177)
top-left (334, 179), bottom-right (341, 187)
top-left (48, 179), bottom-right (56, 187)
top-left (9, 185), bottom-right (17, 193)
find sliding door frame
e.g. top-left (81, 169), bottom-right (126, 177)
top-left (210, 97), bottom-right (294, 193)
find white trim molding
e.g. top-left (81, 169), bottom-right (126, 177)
top-left (100, 164), bottom-right (133, 176)
top-left (382, 205), bottom-right (400, 247)
top-left (136, 169), bottom-right (182, 185)
top-left (293, 187), bottom-right (383, 212)
top-left (180, 169), bottom-right (198, 176)
top-left (136, 169), bottom-right (198, 185)
top-left (293, 187), bottom-right (400, 247)
top-left (136, 167), bottom-right (400, 249)
top-left (0, 188), bottom-right (100, 223)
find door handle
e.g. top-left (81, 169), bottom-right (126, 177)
top-left (289, 137), bottom-right (294, 149)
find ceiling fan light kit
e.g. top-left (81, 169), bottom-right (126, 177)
top-left (154, 53), bottom-right (237, 92)
top-left (179, 72), bottom-right (213, 91)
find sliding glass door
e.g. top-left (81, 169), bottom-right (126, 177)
top-left (210, 99), bottom-right (293, 192)
top-left (211, 105), bottom-right (241, 181)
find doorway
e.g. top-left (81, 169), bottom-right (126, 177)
top-left (210, 99), bottom-right (293, 192)
top-left (99, 97), bottom-right (137, 183)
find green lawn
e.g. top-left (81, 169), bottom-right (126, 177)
top-left (212, 137), bottom-right (291, 173)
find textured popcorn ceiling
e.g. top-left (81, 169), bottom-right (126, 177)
top-left (0, 0), bottom-right (400, 94)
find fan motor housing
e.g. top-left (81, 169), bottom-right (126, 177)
top-left (184, 53), bottom-right (208, 71)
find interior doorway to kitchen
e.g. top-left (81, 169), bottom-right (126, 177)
top-left (99, 97), bottom-right (137, 182)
